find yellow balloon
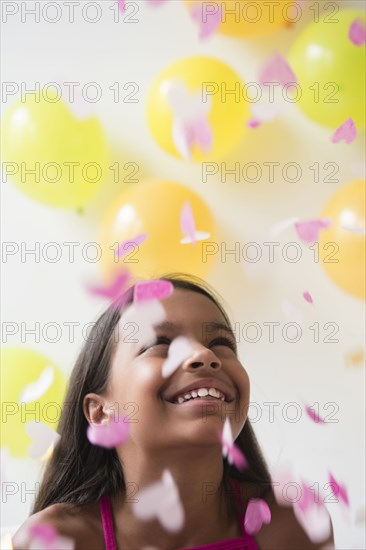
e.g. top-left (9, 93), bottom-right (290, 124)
top-left (146, 56), bottom-right (250, 161)
top-left (98, 180), bottom-right (218, 282)
top-left (1, 96), bottom-right (110, 209)
top-left (0, 348), bottom-right (67, 457)
top-left (319, 180), bottom-right (365, 300)
top-left (288, 9), bottom-right (366, 129)
top-left (184, 1), bottom-right (295, 37)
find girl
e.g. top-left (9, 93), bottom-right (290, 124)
top-left (13, 274), bottom-right (334, 550)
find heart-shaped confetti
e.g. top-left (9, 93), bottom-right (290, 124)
top-left (294, 219), bottom-right (331, 244)
top-left (27, 524), bottom-right (74, 550)
top-left (328, 472), bottom-right (349, 507)
top-left (244, 498), bottom-right (271, 536)
top-left (163, 80), bottom-right (213, 160)
top-left (87, 416), bottom-right (130, 449)
top-left (304, 405), bottom-right (326, 424)
top-left (180, 202), bottom-right (211, 244)
top-left (134, 280), bottom-right (174, 304)
top-left (293, 481), bottom-right (331, 544)
top-left (303, 291), bottom-right (314, 304)
top-left (190, 1), bottom-right (222, 39)
top-left (173, 116), bottom-right (213, 160)
top-left (25, 421), bottom-right (61, 459)
top-left (121, 299), bottom-right (166, 350)
top-left (19, 366), bottom-right (54, 404)
top-left (117, 233), bottom-right (148, 259)
top-left (247, 119), bottom-right (262, 129)
top-left (349, 18), bottom-right (366, 46)
top-left (220, 418), bottom-right (248, 471)
top-left (331, 118), bottom-right (357, 144)
top-left (132, 470), bottom-right (185, 532)
top-left (259, 53), bottom-right (297, 87)
top-left (87, 269), bottom-right (131, 304)
top-left (161, 336), bottom-right (193, 378)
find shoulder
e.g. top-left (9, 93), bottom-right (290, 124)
top-left (235, 481), bottom-right (334, 550)
top-left (12, 501), bottom-right (105, 550)
top-left (255, 490), bottom-right (335, 550)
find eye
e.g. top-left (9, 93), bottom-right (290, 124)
top-left (210, 337), bottom-right (237, 352)
top-left (139, 336), bottom-right (171, 354)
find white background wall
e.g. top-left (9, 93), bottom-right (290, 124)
top-left (1, 1), bottom-right (365, 548)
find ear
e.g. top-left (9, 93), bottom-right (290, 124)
top-left (83, 393), bottom-right (111, 425)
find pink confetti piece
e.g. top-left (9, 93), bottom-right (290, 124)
top-left (19, 366), bottom-right (54, 403)
top-left (331, 118), bottom-right (357, 144)
top-left (117, 233), bottom-right (148, 259)
top-left (328, 472), bottom-right (350, 507)
top-left (117, 0), bottom-right (125, 12)
top-left (293, 481), bottom-right (331, 544)
top-left (247, 119), bottom-right (262, 129)
top-left (180, 202), bottom-right (211, 244)
top-left (134, 279), bottom-right (174, 304)
top-left (303, 291), bottom-right (314, 304)
top-left (190, 1), bottom-right (222, 39)
top-left (87, 269), bottom-right (131, 302)
top-left (180, 202), bottom-right (197, 244)
top-left (25, 421), bottom-right (61, 459)
top-left (305, 405), bottom-right (326, 424)
top-left (161, 336), bottom-right (193, 378)
top-left (164, 80), bottom-right (213, 160)
top-left (259, 52), bottom-right (297, 87)
top-left (173, 116), bottom-right (213, 160)
top-left (87, 416), bottom-right (130, 449)
top-left (294, 219), bottom-right (331, 244)
top-left (244, 499), bottom-right (271, 536)
top-left (349, 18), bottom-right (366, 46)
top-left (220, 418), bottom-right (248, 471)
top-left (28, 524), bottom-right (74, 550)
top-left (132, 470), bottom-right (185, 532)
top-left (121, 299), bottom-right (166, 350)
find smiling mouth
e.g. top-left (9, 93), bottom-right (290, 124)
top-left (167, 387), bottom-right (233, 405)
top-left (168, 398), bottom-right (227, 408)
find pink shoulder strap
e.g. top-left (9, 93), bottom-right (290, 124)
top-left (99, 495), bottom-right (117, 550)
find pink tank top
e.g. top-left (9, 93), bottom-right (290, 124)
top-left (99, 478), bottom-right (260, 550)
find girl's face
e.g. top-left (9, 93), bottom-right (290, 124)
top-left (104, 288), bottom-right (250, 451)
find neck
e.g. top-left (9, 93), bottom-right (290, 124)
top-left (112, 446), bottom-right (240, 549)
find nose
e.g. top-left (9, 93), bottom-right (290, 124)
top-left (182, 343), bottom-right (222, 371)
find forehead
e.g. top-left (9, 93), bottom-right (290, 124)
top-left (120, 287), bottom-right (227, 331)
top-left (159, 288), bottom-right (226, 326)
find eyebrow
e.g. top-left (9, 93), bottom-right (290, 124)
top-left (153, 321), bottom-right (236, 341)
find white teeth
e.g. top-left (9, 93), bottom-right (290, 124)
top-left (174, 387), bottom-right (226, 404)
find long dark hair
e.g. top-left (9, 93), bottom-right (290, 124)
top-left (32, 273), bottom-right (273, 514)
